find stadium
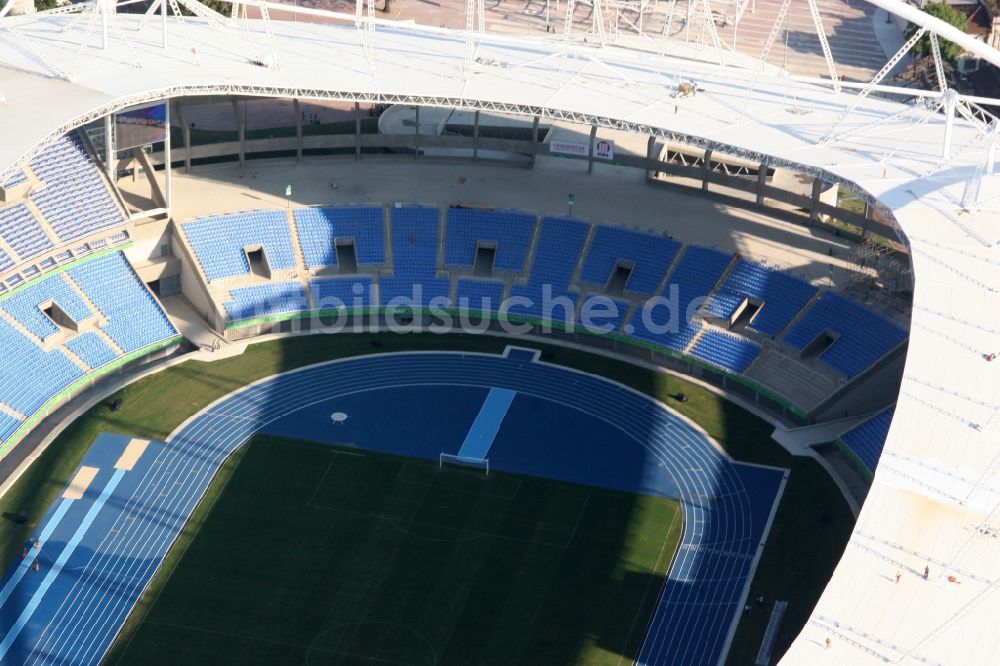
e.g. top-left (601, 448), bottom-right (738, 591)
top-left (0, 0), bottom-right (995, 663)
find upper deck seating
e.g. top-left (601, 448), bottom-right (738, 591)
top-left (29, 134), bottom-right (126, 242)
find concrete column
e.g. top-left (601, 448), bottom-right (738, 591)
top-left (473, 110), bottom-right (480, 162)
top-left (531, 116), bottom-right (540, 168)
top-left (809, 177), bottom-right (824, 223)
top-left (172, 101), bottom-right (191, 174)
top-left (164, 101), bottom-right (172, 215)
top-left (701, 149), bottom-right (712, 192)
top-left (645, 135), bottom-right (656, 180)
top-left (355, 102), bottom-right (362, 161)
top-left (414, 105), bottom-right (420, 161)
top-left (293, 99), bottom-right (303, 163)
top-left (103, 114), bottom-right (114, 181)
top-left (587, 125), bottom-right (597, 174)
top-left (755, 161), bottom-right (768, 207)
top-left (232, 99), bottom-right (245, 168)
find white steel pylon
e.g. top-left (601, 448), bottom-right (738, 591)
top-left (820, 26), bottom-right (927, 143)
top-left (173, 0), bottom-right (273, 67)
top-left (136, 0), bottom-right (184, 32)
top-left (67, 0), bottom-right (142, 80)
top-left (929, 33), bottom-right (947, 92)
top-left (559, 0), bottom-right (575, 79)
top-left (735, 0), bottom-right (792, 120)
top-left (254, 0), bottom-right (280, 69)
top-left (961, 121), bottom-right (1000, 209)
top-left (805, 0), bottom-right (840, 92)
top-left (592, 0), bottom-right (607, 47)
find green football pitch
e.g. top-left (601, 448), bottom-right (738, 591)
top-left (108, 434), bottom-right (683, 666)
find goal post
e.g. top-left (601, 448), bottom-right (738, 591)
top-left (439, 452), bottom-right (490, 475)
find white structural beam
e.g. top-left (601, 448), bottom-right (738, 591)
top-left (820, 26), bottom-right (926, 143)
top-left (863, 0), bottom-right (1000, 71)
top-left (592, 0), bottom-right (607, 46)
top-left (0, 26), bottom-right (71, 79)
top-left (929, 33), bottom-right (946, 92)
top-left (805, 0), bottom-right (840, 92)
top-left (173, 0), bottom-right (272, 66)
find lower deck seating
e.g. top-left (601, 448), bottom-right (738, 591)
top-left (840, 405), bottom-right (895, 472)
top-left (0, 316), bottom-right (82, 416)
top-left (629, 245), bottom-right (732, 353)
top-left (690, 330), bottom-right (761, 373)
top-left (310, 277), bottom-right (376, 310)
top-left (579, 295), bottom-right (630, 333)
top-left (380, 277), bottom-right (451, 308)
top-left (0, 411), bottom-right (20, 442)
top-left (1, 274), bottom-right (94, 341)
top-left (65, 331), bottom-right (118, 369)
top-left (224, 282), bottom-right (309, 321)
top-left (707, 259), bottom-right (817, 336)
top-left (455, 279), bottom-right (504, 312)
top-left (68, 252), bottom-right (177, 353)
top-left (784, 292), bottom-right (907, 378)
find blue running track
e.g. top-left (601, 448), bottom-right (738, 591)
top-left (0, 347), bottom-right (786, 666)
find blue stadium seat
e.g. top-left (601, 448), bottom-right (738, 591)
top-left (390, 206), bottom-right (440, 278)
top-left (65, 331), bottom-right (118, 369)
top-left (68, 252), bottom-right (177, 353)
top-left (183, 210), bottom-right (298, 281)
top-left (580, 226), bottom-right (681, 295)
top-left (311, 276), bottom-right (376, 310)
top-left (0, 203), bottom-right (51, 263)
top-left (0, 411), bottom-right (21, 443)
top-left (628, 245), bottom-right (731, 352)
top-left (444, 208), bottom-right (536, 271)
top-left (507, 216), bottom-right (589, 323)
top-left (1, 274), bottom-right (94, 341)
top-left (784, 292), bottom-right (908, 378)
top-left (294, 206), bottom-right (385, 269)
top-left (455, 279), bottom-right (504, 312)
top-left (224, 281), bottom-right (309, 321)
top-left (840, 405), bottom-right (895, 472)
top-left (578, 295), bottom-right (630, 333)
top-left (2, 170), bottom-right (27, 189)
top-left (0, 316), bottom-right (82, 415)
top-left (690, 330), bottom-right (761, 373)
top-left (29, 134), bottom-right (126, 242)
top-left (705, 259), bottom-right (817, 336)
top-left (381, 206), bottom-right (450, 308)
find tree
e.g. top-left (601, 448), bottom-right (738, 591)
top-left (35, 0), bottom-right (58, 10)
top-left (905, 2), bottom-right (969, 64)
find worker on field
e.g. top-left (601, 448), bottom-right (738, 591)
top-left (33, 559), bottom-right (39, 573)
